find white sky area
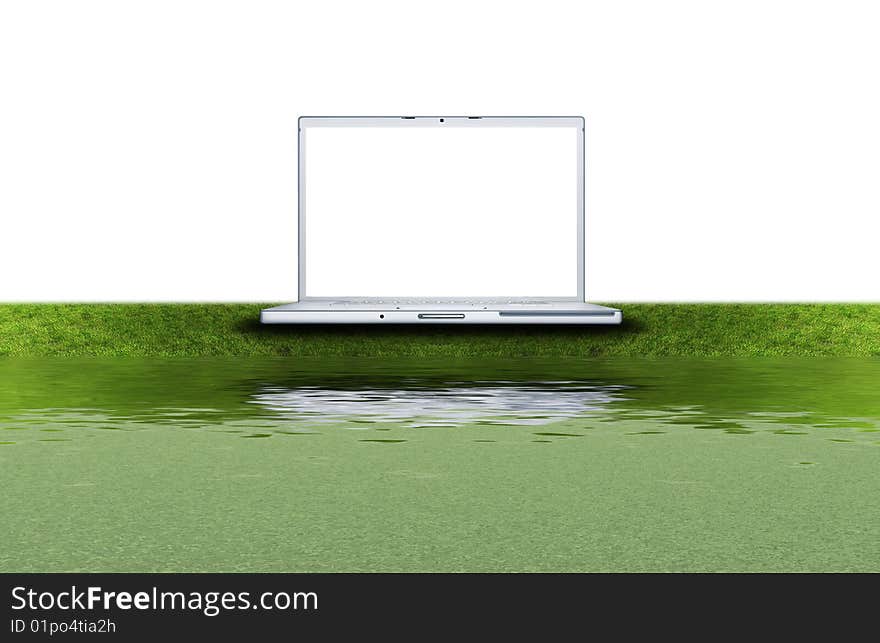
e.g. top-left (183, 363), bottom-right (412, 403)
top-left (1, 1), bottom-right (878, 301)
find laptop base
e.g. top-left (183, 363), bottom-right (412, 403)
top-left (260, 302), bottom-right (622, 325)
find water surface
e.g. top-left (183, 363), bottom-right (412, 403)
top-left (1, 358), bottom-right (878, 571)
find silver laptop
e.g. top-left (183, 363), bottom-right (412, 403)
top-left (261, 116), bottom-right (622, 325)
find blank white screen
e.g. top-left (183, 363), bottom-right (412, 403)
top-left (304, 125), bottom-right (578, 297)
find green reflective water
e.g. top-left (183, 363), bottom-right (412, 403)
top-left (1, 358), bottom-right (878, 572)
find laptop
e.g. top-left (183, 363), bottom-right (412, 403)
top-left (261, 116), bottom-right (622, 325)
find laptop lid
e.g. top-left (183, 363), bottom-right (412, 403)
top-left (297, 116), bottom-right (585, 301)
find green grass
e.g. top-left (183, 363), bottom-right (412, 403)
top-left (0, 303), bottom-right (879, 357)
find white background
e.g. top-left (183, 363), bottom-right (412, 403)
top-left (1, 0), bottom-right (878, 302)
top-left (304, 125), bottom-right (577, 297)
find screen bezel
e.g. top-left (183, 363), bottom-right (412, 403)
top-left (297, 116), bottom-right (585, 301)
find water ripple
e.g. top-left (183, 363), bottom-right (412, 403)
top-left (250, 383), bottom-right (627, 428)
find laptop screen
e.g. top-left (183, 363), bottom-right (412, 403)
top-left (302, 122), bottom-right (580, 298)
